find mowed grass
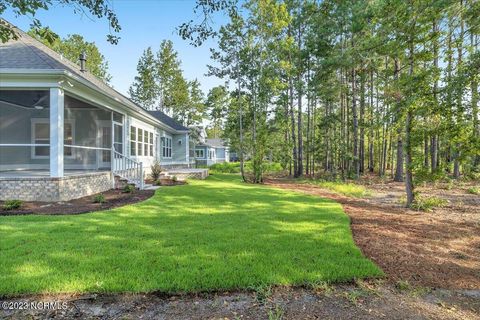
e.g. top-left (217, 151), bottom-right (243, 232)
top-left (0, 174), bottom-right (381, 296)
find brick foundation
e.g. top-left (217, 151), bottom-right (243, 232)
top-left (0, 172), bottom-right (113, 202)
top-left (164, 169), bottom-right (209, 181)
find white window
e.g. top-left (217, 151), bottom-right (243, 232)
top-left (137, 128), bottom-right (143, 156)
top-left (130, 125), bottom-right (154, 157)
top-left (195, 149), bottom-right (204, 158)
top-left (149, 132), bottom-right (154, 157)
top-left (162, 136), bottom-right (172, 158)
top-left (31, 119), bottom-right (74, 158)
top-left (208, 149), bottom-right (215, 159)
top-left (143, 130), bottom-right (149, 156)
top-left (130, 126), bottom-right (136, 156)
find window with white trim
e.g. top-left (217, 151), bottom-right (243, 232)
top-left (208, 149), bottom-right (215, 159)
top-left (130, 125), bottom-right (154, 157)
top-left (149, 132), bottom-right (154, 157)
top-left (130, 126), bottom-right (136, 156)
top-left (162, 136), bottom-right (172, 158)
top-left (31, 119), bottom-right (73, 158)
top-left (143, 130), bottom-right (149, 156)
top-left (137, 128), bottom-right (143, 156)
top-left (195, 149), bottom-right (204, 158)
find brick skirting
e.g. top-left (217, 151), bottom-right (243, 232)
top-left (164, 169), bottom-right (209, 181)
top-left (0, 172), bottom-right (113, 202)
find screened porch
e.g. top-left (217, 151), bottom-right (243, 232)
top-left (0, 88), bottom-right (136, 180)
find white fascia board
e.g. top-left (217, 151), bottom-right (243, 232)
top-left (0, 69), bottom-right (63, 88)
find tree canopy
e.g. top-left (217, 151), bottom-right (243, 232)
top-left (206, 0), bottom-right (480, 206)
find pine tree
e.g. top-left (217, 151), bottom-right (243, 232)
top-left (129, 47), bottom-right (159, 110)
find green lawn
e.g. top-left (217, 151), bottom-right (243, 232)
top-left (0, 174), bottom-right (381, 296)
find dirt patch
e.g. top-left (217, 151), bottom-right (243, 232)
top-left (0, 189), bottom-right (155, 216)
top-left (264, 178), bottom-right (480, 290)
top-left (1, 284), bottom-right (478, 319)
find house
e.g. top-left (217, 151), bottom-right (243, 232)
top-left (0, 24), bottom-right (198, 202)
top-left (192, 127), bottom-right (230, 166)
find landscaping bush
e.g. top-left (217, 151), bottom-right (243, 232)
top-left (209, 162), bottom-right (241, 173)
top-left (122, 184), bottom-right (135, 193)
top-left (3, 199), bottom-right (23, 211)
top-left (93, 194), bottom-right (106, 204)
top-left (209, 161), bottom-right (285, 175)
top-left (262, 162), bottom-right (284, 173)
top-left (150, 160), bottom-right (162, 181)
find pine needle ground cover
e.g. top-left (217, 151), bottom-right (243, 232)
top-left (0, 174), bottom-right (381, 296)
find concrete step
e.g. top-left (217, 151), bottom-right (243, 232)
top-left (143, 184), bottom-right (160, 190)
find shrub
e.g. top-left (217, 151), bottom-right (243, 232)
top-left (123, 184), bottom-right (135, 193)
top-left (467, 187), bottom-right (480, 195)
top-left (209, 161), bottom-right (285, 174)
top-left (172, 175), bottom-right (178, 182)
top-left (150, 160), bottom-right (162, 181)
top-left (3, 199), bottom-right (23, 210)
top-left (410, 196), bottom-right (448, 212)
top-left (93, 194), bottom-right (106, 204)
top-left (210, 162), bottom-right (241, 173)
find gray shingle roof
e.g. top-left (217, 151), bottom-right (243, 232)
top-left (205, 138), bottom-right (227, 148)
top-left (0, 22), bottom-right (188, 133)
top-left (147, 111), bottom-right (189, 131)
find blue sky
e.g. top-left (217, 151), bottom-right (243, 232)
top-left (2, 0), bottom-right (228, 96)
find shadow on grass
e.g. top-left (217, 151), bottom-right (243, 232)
top-left (0, 174), bottom-right (382, 296)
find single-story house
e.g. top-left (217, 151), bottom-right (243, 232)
top-left (0, 24), bottom-right (196, 202)
top-left (195, 138), bottom-right (230, 166)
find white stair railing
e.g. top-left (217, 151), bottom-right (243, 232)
top-left (112, 150), bottom-right (144, 189)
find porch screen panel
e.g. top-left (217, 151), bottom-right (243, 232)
top-left (0, 90), bottom-right (50, 169)
top-left (34, 123), bottom-right (49, 156)
top-left (64, 122), bottom-right (73, 156)
top-left (114, 123), bottom-right (123, 154)
top-left (101, 127), bottom-right (111, 162)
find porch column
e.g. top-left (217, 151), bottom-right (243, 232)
top-left (50, 87), bottom-right (64, 177)
top-left (185, 133), bottom-right (190, 166)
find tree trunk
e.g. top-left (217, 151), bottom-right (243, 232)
top-left (394, 58), bottom-right (404, 182)
top-left (352, 66), bottom-right (359, 179)
top-left (431, 135), bottom-right (438, 172)
top-left (431, 19), bottom-right (439, 173)
top-left (289, 78), bottom-right (297, 177)
top-left (453, 0), bottom-right (464, 179)
top-left (368, 68), bottom-right (374, 173)
top-left (297, 78), bottom-right (304, 178)
top-left (360, 67), bottom-right (366, 174)
top-left (405, 31), bottom-right (415, 207)
top-left (236, 50), bottom-right (246, 183)
top-left (472, 33), bottom-right (479, 167)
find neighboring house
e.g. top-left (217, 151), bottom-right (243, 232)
top-left (0, 24), bottom-right (192, 202)
top-left (229, 150), bottom-right (239, 162)
top-left (192, 127), bottom-right (230, 166)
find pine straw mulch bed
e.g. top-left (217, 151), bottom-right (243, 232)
top-left (264, 178), bottom-right (480, 290)
top-left (0, 189), bottom-right (155, 216)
